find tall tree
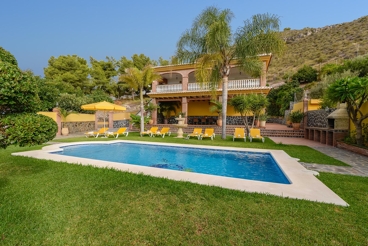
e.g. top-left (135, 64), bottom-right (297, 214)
top-left (118, 54), bottom-right (156, 74)
top-left (90, 56), bottom-right (118, 95)
top-left (120, 66), bottom-right (162, 132)
top-left (44, 55), bottom-right (90, 94)
top-left (176, 7), bottom-right (284, 139)
top-left (0, 46), bottom-right (18, 65)
top-left (117, 54), bottom-right (157, 98)
top-left (0, 62), bottom-right (40, 114)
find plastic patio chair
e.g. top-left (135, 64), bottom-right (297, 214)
top-left (249, 128), bottom-right (265, 143)
top-left (186, 128), bottom-right (202, 140)
top-left (233, 128), bottom-right (246, 142)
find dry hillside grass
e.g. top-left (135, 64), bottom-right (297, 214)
top-left (268, 15), bottom-right (368, 84)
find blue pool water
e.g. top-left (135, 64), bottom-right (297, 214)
top-left (54, 142), bottom-right (290, 184)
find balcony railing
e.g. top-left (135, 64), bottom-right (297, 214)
top-left (228, 79), bottom-right (260, 89)
top-left (188, 82), bottom-right (213, 91)
top-left (155, 79), bottom-right (260, 93)
top-left (156, 84), bottom-right (183, 92)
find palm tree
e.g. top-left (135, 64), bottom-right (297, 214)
top-left (120, 66), bottom-right (162, 132)
top-left (176, 6), bottom-right (284, 139)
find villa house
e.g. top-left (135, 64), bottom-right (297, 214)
top-left (148, 54), bottom-right (272, 125)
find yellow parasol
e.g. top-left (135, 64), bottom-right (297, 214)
top-left (81, 101), bottom-right (126, 128)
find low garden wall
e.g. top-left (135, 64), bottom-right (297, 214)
top-left (337, 141), bottom-right (368, 157)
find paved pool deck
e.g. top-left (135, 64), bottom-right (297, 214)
top-left (269, 137), bottom-right (368, 177)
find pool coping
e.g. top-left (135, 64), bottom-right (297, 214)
top-left (12, 140), bottom-right (348, 206)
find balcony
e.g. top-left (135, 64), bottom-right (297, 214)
top-left (155, 79), bottom-right (261, 93)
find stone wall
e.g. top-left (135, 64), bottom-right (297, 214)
top-left (306, 109), bottom-right (335, 128)
top-left (267, 117), bottom-right (284, 124)
top-left (113, 120), bottom-right (130, 128)
top-left (63, 122), bottom-right (95, 134)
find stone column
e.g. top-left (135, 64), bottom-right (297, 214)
top-left (182, 76), bottom-right (188, 91)
top-left (302, 95), bottom-right (309, 130)
top-left (52, 107), bottom-right (62, 136)
top-left (95, 112), bottom-right (99, 130)
top-left (109, 111), bottom-right (113, 128)
top-left (152, 98), bottom-right (158, 124)
top-left (182, 97), bottom-right (188, 122)
top-left (152, 80), bottom-right (158, 93)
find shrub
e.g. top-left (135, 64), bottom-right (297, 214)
top-left (2, 113), bottom-right (57, 147)
top-left (0, 62), bottom-right (40, 114)
top-left (58, 93), bottom-right (93, 113)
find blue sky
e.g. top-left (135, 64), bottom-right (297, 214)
top-left (1, 0), bottom-right (367, 76)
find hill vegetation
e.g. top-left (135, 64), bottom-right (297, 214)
top-left (268, 15), bottom-right (368, 84)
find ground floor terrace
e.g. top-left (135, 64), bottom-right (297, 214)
top-left (132, 123), bottom-right (305, 138)
top-left (148, 94), bottom-right (270, 125)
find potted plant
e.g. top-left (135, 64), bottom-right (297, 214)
top-left (209, 100), bottom-right (223, 126)
top-left (259, 113), bottom-right (268, 127)
top-left (144, 102), bottom-right (159, 124)
top-left (59, 108), bottom-right (72, 136)
top-left (289, 110), bottom-right (304, 130)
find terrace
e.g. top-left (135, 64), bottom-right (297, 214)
top-left (155, 79), bottom-right (261, 93)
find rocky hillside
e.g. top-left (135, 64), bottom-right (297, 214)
top-left (267, 15), bottom-right (368, 84)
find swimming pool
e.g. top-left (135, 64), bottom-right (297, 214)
top-left (53, 142), bottom-right (290, 184)
top-left (12, 140), bottom-right (348, 206)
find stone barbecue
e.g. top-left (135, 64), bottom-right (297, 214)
top-left (327, 103), bottom-right (349, 130)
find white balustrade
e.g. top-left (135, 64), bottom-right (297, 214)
top-left (188, 82), bottom-right (212, 91)
top-left (155, 79), bottom-right (260, 93)
top-left (228, 79), bottom-right (260, 88)
top-left (156, 84), bottom-right (183, 92)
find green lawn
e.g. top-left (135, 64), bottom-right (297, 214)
top-left (1, 136), bottom-right (367, 245)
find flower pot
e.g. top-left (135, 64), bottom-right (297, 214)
top-left (217, 119), bottom-right (222, 126)
top-left (292, 123), bottom-right (300, 130)
top-left (260, 120), bottom-right (266, 127)
top-left (148, 119), bottom-right (153, 124)
top-left (61, 127), bottom-right (69, 136)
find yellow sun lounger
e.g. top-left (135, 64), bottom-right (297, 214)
top-left (140, 127), bottom-right (158, 137)
top-left (84, 127), bottom-right (109, 138)
top-left (249, 128), bottom-right (264, 143)
top-left (106, 127), bottom-right (128, 138)
top-left (200, 128), bottom-right (215, 140)
top-left (154, 127), bottom-right (171, 138)
top-left (186, 128), bottom-right (202, 140)
top-left (233, 128), bottom-right (246, 142)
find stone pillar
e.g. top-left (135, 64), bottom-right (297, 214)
top-left (182, 76), bottom-right (188, 91)
top-left (95, 111), bottom-right (99, 130)
top-left (109, 111), bottom-right (113, 128)
top-left (52, 108), bottom-right (62, 136)
top-left (152, 98), bottom-right (158, 124)
top-left (152, 80), bottom-right (158, 93)
top-left (182, 97), bottom-right (188, 122)
top-left (302, 96), bottom-right (309, 130)
top-left (260, 61), bottom-right (267, 87)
